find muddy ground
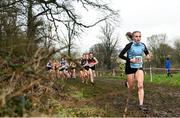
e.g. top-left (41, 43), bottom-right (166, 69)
top-left (60, 77), bottom-right (180, 117)
top-left (1, 76), bottom-right (179, 117)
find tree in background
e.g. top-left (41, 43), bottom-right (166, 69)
top-left (59, 21), bottom-right (79, 57)
top-left (0, 0), bottom-right (21, 54)
top-left (147, 34), bottom-right (172, 67)
top-left (90, 43), bottom-right (104, 69)
top-left (172, 38), bottom-right (180, 67)
top-left (90, 22), bottom-right (119, 70)
top-left (0, 0), bottom-right (119, 58)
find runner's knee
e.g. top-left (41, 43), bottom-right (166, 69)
top-left (138, 83), bottom-right (143, 89)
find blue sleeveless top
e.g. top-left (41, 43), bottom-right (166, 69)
top-left (119, 41), bottom-right (149, 69)
top-left (128, 42), bottom-right (146, 68)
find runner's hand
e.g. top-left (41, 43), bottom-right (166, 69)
top-left (146, 54), bottom-right (151, 62)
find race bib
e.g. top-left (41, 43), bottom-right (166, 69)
top-left (134, 56), bottom-right (142, 64)
top-left (130, 56), bottom-right (143, 68)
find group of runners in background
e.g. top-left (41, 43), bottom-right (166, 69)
top-left (46, 52), bottom-right (98, 86)
top-left (46, 30), bottom-right (173, 111)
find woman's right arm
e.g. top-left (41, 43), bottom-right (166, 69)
top-left (118, 43), bottom-right (132, 62)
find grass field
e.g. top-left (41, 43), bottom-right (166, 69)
top-left (144, 73), bottom-right (180, 87)
top-left (100, 72), bottom-right (180, 87)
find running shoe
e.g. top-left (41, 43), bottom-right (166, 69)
top-left (139, 105), bottom-right (148, 111)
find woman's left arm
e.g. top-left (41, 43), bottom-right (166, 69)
top-left (94, 57), bottom-right (98, 65)
top-left (143, 43), bottom-right (151, 61)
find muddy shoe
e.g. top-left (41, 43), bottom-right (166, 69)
top-left (91, 82), bottom-right (95, 86)
top-left (139, 105), bottom-right (148, 111)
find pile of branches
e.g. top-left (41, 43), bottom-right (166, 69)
top-left (0, 48), bottom-right (69, 117)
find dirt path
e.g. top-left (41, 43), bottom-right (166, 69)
top-left (65, 78), bottom-right (180, 117)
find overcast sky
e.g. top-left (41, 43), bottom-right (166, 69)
top-left (75, 0), bottom-right (180, 52)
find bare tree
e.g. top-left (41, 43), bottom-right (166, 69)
top-left (60, 21), bottom-right (79, 57)
top-left (37, 0), bottom-right (119, 55)
top-left (91, 22), bottom-right (119, 70)
top-left (173, 38), bottom-right (180, 67)
top-left (90, 43), bottom-right (104, 69)
top-left (0, 0), bottom-right (21, 54)
top-left (1, 0), bottom-right (119, 57)
top-left (147, 33), bottom-right (173, 67)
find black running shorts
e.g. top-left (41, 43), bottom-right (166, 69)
top-left (125, 67), bottom-right (143, 74)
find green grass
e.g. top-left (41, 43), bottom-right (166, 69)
top-left (144, 73), bottom-right (180, 87)
top-left (100, 72), bottom-right (180, 87)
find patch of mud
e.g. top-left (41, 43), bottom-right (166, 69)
top-left (67, 78), bottom-right (180, 117)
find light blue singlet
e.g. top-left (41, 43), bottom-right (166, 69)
top-left (128, 41), bottom-right (146, 68)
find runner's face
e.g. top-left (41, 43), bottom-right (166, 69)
top-left (85, 54), bottom-right (89, 59)
top-left (133, 32), bottom-right (141, 43)
top-left (89, 53), bottom-right (93, 58)
top-left (82, 54), bottom-right (86, 59)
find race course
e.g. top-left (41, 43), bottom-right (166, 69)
top-left (56, 77), bottom-right (180, 117)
